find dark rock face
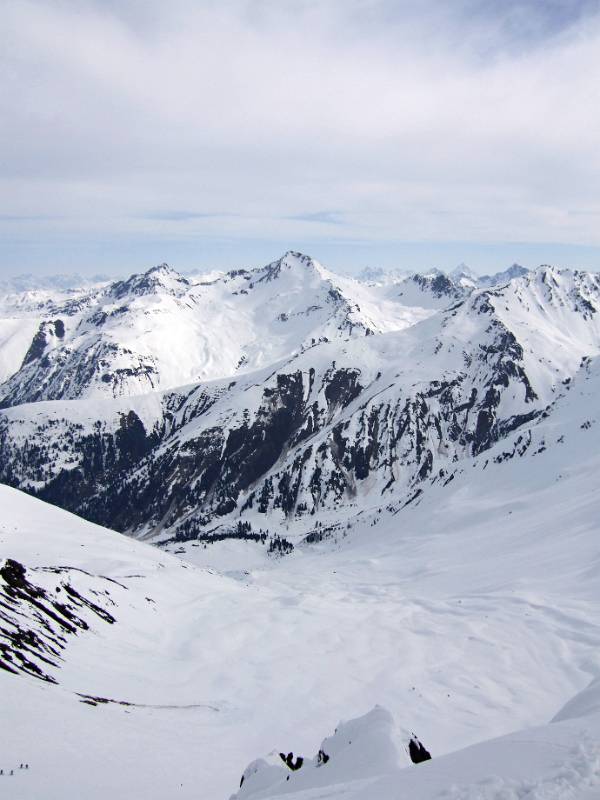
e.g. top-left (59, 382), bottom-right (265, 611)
top-left (19, 319), bottom-right (66, 370)
top-left (324, 368), bottom-right (362, 411)
top-left (0, 559), bottom-right (116, 683)
top-left (0, 325), bottom-right (542, 542)
top-left (279, 752), bottom-right (304, 771)
top-left (32, 410), bottom-right (159, 530)
top-left (408, 273), bottom-right (465, 301)
top-left (408, 737), bottom-right (431, 764)
top-left (21, 325), bottom-right (48, 366)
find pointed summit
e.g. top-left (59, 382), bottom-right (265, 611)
top-left (479, 264), bottom-right (529, 287)
top-left (258, 251), bottom-right (326, 283)
top-left (146, 262), bottom-right (173, 275)
top-left (450, 262), bottom-right (477, 281)
top-left (448, 263), bottom-right (479, 289)
top-left (109, 263), bottom-right (189, 299)
top-left (281, 251), bottom-right (320, 270)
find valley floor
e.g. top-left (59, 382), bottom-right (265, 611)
top-left (2, 426), bottom-right (600, 800)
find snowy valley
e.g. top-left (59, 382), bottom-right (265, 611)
top-left (2, 253), bottom-right (600, 798)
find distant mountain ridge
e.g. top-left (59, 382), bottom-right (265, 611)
top-left (355, 261), bottom-right (530, 289)
top-left (0, 252), bottom-right (599, 545)
top-left (479, 263), bottom-right (529, 286)
top-left (1, 259), bottom-right (530, 296)
top-left (0, 272), bottom-right (113, 294)
top-left (0, 251), bottom-right (462, 403)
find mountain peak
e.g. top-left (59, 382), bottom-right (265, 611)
top-left (281, 251), bottom-right (318, 269)
top-left (532, 264), bottom-right (561, 283)
top-left (146, 262), bottom-right (173, 275)
top-left (478, 263), bottom-right (529, 288)
top-left (109, 263), bottom-right (189, 300)
top-left (257, 251), bottom-right (327, 283)
top-left (450, 262), bottom-right (477, 280)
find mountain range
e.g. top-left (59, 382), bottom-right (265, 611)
top-left (0, 252), bottom-right (598, 550)
top-left (2, 344), bottom-right (600, 797)
top-left (2, 250), bottom-right (600, 798)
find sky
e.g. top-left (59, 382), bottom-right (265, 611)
top-left (2, 0), bottom-right (600, 277)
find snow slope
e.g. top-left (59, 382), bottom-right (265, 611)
top-left (2, 253), bottom-right (600, 798)
top-left (0, 317), bottom-right (40, 383)
top-left (232, 697), bottom-right (600, 800)
top-left (2, 349), bottom-right (600, 797)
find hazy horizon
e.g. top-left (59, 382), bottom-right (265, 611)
top-left (3, 243), bottom-right (599, 285)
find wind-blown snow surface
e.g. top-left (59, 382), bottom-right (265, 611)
top-left (232, 698), bottom-right (600, 799)
top-left (0, 317), bottom-right (40, 383)
top-left (2, 346), bottom-right (600, 798)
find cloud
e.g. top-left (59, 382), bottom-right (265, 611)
top-left (286, 211), bottom-right (345, 226)
top-left (141, 210), bottom-right (238, 221)
top-left (1, 0), bottom-right (600, 272)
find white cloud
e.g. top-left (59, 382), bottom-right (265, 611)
top-left (1, 0), bottom-right (600, 267)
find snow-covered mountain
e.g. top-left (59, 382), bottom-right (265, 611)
top-left (3, 251), bottom-right (600, 797)
top-left (0, 252), bottom-right (445, 405)
top-left (0, 254), bottom-right (531, 407)
top-left (448, 262), bottom-right (479, 289)
top-left (2, 344), bottom-right (600, 797)
top-left (355, 262), bottom-right (531, 291)
top-left (1, 260), bottom-right (598, 545)
top-left (478, 262), bottom-right (529, 287)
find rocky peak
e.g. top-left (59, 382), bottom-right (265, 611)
top-left (479, 263), bottom-right (529, 287)
top-left (108, 263), bottom-right (190, 300)
top-left (256, 251), bottom-right (325, 283)
top-left (449, 262), bottom-right (478, 281)
top-left (408, 271), bottom-right (465, 300)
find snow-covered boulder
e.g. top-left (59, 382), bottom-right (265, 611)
top-left (231, 706), bottom-right (430, 799)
